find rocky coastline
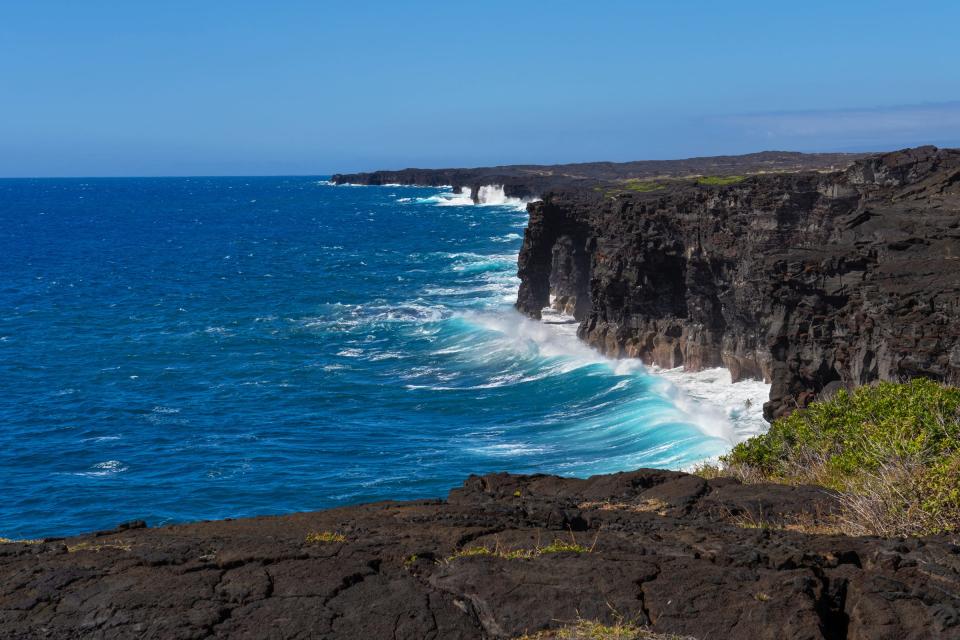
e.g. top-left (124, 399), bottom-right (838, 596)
top-left (514, 146), bottom-right (960, 420)
top-left (331, 150), bottom-right (864, 206)
top-left (5, 147), bottom-right (960, 638)
top-left (338, 146), bottom-right (960, 420)
top-left (3, 469), bottom-right (958, 638)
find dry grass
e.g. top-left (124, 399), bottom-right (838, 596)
top-left (835, 459), bottom-right (958, 537)
top-left (709, 452), bottom-right (959, 537)
top-left (66, 540), bottom-right (133, 553)
top-left (305, 531), bottom-right (346, 544)
top-left (516, 617), bottom-right (695, 639)
top-left (577, 499), bottom-right (669, 516)
top-left (725, 506), bottom-right (845, 536)
top-left (0, 537), bottom-right (42, 545)
top-left (447, 530), bottom-right (597, 562)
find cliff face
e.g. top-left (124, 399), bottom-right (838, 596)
top-left (516, 147), bottom-right (960, 420)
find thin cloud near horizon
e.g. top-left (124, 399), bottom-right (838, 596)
top-left (714, 101), bottom-right (960, 150)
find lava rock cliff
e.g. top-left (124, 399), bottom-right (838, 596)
top-left (515, 147), bottom-right (960, 419)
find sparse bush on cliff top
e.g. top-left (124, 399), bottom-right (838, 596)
top-left (722, 379), bottom-right (960, 535)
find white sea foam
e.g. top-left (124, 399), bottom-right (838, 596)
top-left (469, 442), bottom-right (552, 456)
top-left (413, 185), bottom-right (539, 211)
top-left (73, 460), bottom-right (129, 477)
top-left (417, 189), bottom-right (474, 207)
top-left (475, 185), bottom-right (537, 211)
top-left (461, 301), bottom-right (770, 458)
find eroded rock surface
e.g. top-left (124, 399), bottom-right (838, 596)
top-left (2, 470), bottom-right (958, 639)
top-left (515, 146), bottom-right (960, 419)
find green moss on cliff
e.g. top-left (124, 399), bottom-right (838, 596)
top-left (697, 175), bottom-right (746, 185)
top-left (622, 179), bottom-right (664, 192)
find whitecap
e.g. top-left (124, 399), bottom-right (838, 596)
top-left (469, 442), bottom-right (552, 457)
top-left (74, 460), bottom-right (129, 477)
top-left (152, 406), bottom-right (181, 414)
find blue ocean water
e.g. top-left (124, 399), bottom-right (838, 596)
top-left (0, 178), bottom-right (768, 539)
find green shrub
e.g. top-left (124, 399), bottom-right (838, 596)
top-left (723, 379), bottom-right (960, 535)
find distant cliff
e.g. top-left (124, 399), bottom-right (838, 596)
top-left (515, 146), bottom-right (960, 419)
top-left (330, 150), bottom-right (864, 203)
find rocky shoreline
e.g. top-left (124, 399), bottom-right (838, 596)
top-left (5, 148), bottom-right (960, 638)
top-left (343, 146), bottom-right (960, 420)
top-left (3, 469), bottom-right (959, 638)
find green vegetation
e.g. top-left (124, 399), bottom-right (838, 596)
top-left (305, 530), bottom-right (346, 544)
top-left (720, 379), bottom-right (960, 536)
top-left (537, 539), bottom-right (589, 554)
top-left (593, 179), bottom-right (664, 199)
top-left (622, 179), bottom-right (664, 193)
top-left (696, 175), bottom-right (746, 186)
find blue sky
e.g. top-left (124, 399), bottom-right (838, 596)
top-left (2, 1), bottom-right (958, 176)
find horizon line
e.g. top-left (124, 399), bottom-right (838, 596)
top-left (3, 143), bottom-right (956, 180)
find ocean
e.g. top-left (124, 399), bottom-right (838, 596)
top-left (0, 177), bottom-right (769, 539)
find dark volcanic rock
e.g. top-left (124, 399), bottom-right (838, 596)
top-left (515, 146), bottom-right (960, 419)
top-left (2, 470), bottom-right (957, 639)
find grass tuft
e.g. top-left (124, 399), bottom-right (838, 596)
top-left (538, 540), bottom-right (589, 554)
top-left (447, 530), bottom-right (597, 562)
top-left (515, 615), bottom-right (697, 639)
top-left (66, 540), bottom-right (132, 553)
top-left (305, 531), bottom-right (346, 544)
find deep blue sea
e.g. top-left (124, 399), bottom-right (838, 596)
top-left (0, 178), bottom-right (769, 539)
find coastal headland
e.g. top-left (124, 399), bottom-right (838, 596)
top-left (3, 147), bottom-right (959, 638)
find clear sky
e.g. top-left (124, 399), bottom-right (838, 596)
top-left (2, 1), bottom-right (958, 176)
